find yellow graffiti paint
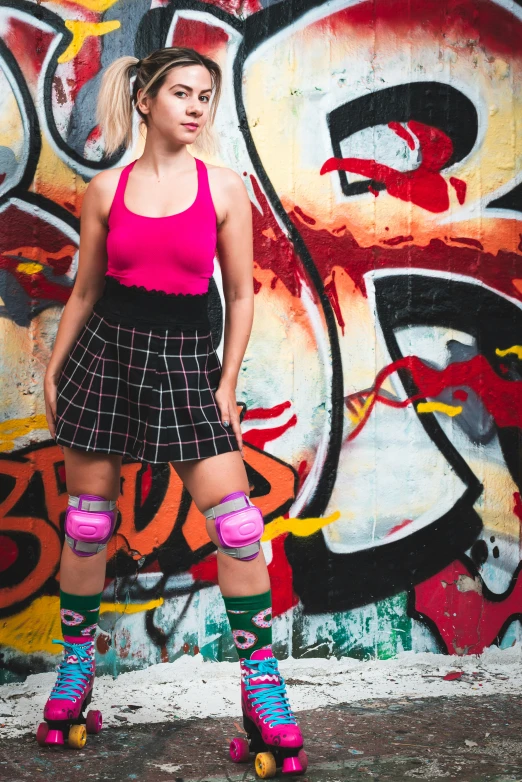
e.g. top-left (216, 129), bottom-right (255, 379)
top-left (262, 511), bottom-right (341, 542)
top-left (496, 345), bottom-right (522, 360)
top-left (16, 262), bottom-right (43, 275)
top-left (0, 416), bottom-right (49, 452)
top-left (0, 597), bottom-right (62, 655)
top-left (346, 393), bottom-right (374, 425)
top-left (0, 596), bottom-right (164, 655)
top-left (100, 598), bottom-right (163, 615)
top-left (417, 402), bottom-right (463, 417)
top-left (59, 20), bottom-right (121, 63)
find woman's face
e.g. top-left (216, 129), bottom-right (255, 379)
top-left (138, 64), bottom-right (213, 145)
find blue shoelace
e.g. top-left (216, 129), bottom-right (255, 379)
top-left (48, 640), bottom-right (94, 701)
top-left (244, 657), bottom-right (296, 728)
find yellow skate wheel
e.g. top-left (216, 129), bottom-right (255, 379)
top-left (255, 751), bottom-right (277, 779)
top-left (68, 724), bottom-right (87, 749)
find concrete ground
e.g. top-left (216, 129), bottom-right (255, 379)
top-left (1, 694), bottom-right (522, 782)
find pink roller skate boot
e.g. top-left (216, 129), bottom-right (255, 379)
top-left (36, 639), bottom-right (102, 749)
top-left (229, 647), bottom-right (307, 778)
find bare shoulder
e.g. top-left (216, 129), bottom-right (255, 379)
top-left (83, 166), bottom-right (125, 222)
top-left (87, 166), bottom-right (123, 198)
top-left (206, 163), bottom-right (248, 197)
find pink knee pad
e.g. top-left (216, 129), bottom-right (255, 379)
top-left (204, 491), bottom-right (264, 561)
top-left (64, 494), bottom-right (117, 557)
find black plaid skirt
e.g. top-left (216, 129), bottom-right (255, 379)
top-left (54, 277), bottom-right (240, 463)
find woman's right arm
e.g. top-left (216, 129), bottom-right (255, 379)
top-left (44, 172), bottom-right (112, 439)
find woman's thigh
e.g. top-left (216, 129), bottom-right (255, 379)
top-left (173, 451), bottom-right (248, 509)
top-left (173, 451), bottom-right (249, 546)
top-left (63, 446), bottom-right (122, 500)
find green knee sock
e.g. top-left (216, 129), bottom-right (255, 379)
top-left (223, 590), bottom-right (272, 659)
top-left (60, 590), bottom-right (102, 642)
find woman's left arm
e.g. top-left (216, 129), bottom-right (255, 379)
top-left (214, 169), bottom-right (254, 456)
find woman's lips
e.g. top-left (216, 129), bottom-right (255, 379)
top-left (183, 123), bottom-right (198, 131)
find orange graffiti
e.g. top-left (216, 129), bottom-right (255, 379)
top-left (0, 440), bottom-right (297, 615)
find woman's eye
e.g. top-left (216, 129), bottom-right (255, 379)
top-left (175, 91), bottom-right (187, 98)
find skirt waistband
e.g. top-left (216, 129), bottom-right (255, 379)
top-left (93, 275), bottom-right (210, 330)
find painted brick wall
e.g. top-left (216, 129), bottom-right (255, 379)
top-left (1, 0), bottom-right (522, 682)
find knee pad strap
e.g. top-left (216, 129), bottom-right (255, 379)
top-left (204, 491), bottom-right (263, 561)
top-left (65, 494), bottom-right (117, 557)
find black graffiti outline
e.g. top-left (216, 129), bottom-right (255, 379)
top-left (235, 16), bottom-right (344, 519)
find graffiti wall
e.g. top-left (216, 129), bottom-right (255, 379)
top-left (1, 0), bottom-right (522, 683)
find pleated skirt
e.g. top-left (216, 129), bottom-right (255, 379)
top-left (54, 285), bottom-right (239, 463)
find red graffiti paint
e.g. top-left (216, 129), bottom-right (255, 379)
top-left (297, 460), bottom-right (308, 481)
top-left (450, 237), bottom-right (483, 250)
top-left (387, 519), bottom-right (414, 537)
top-left (388, 122), bottom-right (415, 150)
top-left (414, 558), bottom-right (522, 655)
top-left (195, 0), bottom-right (261, 14)
top-left (7, 19), bottom-right (55, 76)
top-left (449, 178), bottom-right (467, 205)
top-left (453, 390), bottom-right (468, 402)
top-left (268, 535), bottom-right (299, 617)
top-left (140, 464), bottom-right (152, 505)
top-left (293, 206), bottom-right (316, 226)
top-left (319, 0), bottom-right (522, 60)
top-left (347, 354), bottom-right (522, 442)
top-left (324, 270), bottom-right (346, 333)
top-left (251, 178), bottom-right (303, 298)
top-left (513, 493), bottom-right (522, 525)
top-left (172, 18), bottom-right (229, 55)
top-left (321, 121), bottom-right (456, 213)
top-left (190, 555), bottom-right (218, 585)
top-left (244, 401), bottom-right (292, 421)
top-left (382, 235), bottom-right (414, 247)
top-left (290, 213), bottom-right (522, 303)
top-left (243, 415), bottom-right (298, 450)
top-left (0, 536), bottom-right (18, 572)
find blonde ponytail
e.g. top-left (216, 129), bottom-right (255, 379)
top-left (96, 55), bottom-right (139, 156)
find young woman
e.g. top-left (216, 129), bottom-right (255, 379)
top-left (39, 47), bottom-right (306, 776)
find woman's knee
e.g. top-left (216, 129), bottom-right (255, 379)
top-left (62, 449), bottom-right (121, 557)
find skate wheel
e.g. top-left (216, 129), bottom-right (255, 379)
top-left (255, 751), bottom-right (277, 779)
top-left (229, 737), bottom-right (250, 763)
top-left (68, 724), bottom-right (87, 749)
top-left (36, 722), bottom-right (49, 746)
top-left (298, 749), bottom-right (308, 773)
top-left (86, 709), bottom-right (103, 734)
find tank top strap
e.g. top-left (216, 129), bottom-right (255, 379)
top-left (111, 160), bottom-right (137, 215)
top-left (194, 157), bottom-right (213, 208)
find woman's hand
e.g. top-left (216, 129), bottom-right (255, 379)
top-left (44, 371), bottom-right (59, 441)
top-left (215, 381), bottom-right (243, 456)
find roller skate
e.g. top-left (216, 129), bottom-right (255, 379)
top-left (36, 639), bottom-right (102, 748)
top-left (229, 648), bottom-right (307, 778)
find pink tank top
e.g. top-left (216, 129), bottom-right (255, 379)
top-left (106, 157), bottom-right (217, 295)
